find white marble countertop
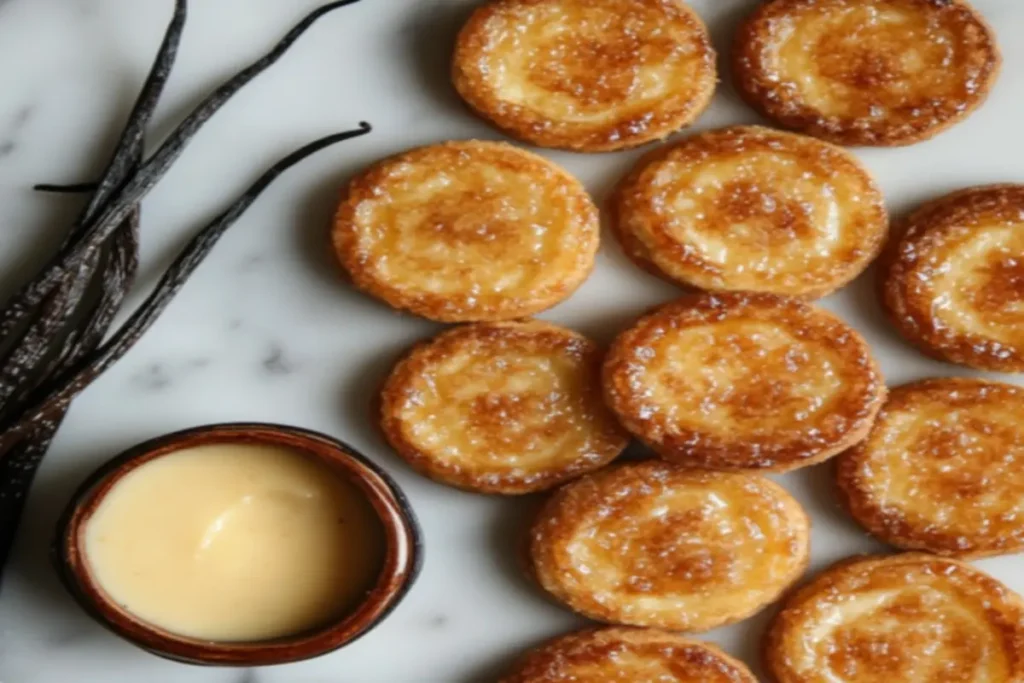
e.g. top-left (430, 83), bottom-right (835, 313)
top-left (0, 0), bottom-right (1022, 681)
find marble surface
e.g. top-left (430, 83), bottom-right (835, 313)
top-left (0, 0), bottom-right (1022, 681)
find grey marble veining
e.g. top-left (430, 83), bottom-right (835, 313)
top-left (0, 105), bottom-right (33, 159)
top-left (261, 343), bottom-right (298, 376)
top-left (0, 0), bottom-right (1022, 682)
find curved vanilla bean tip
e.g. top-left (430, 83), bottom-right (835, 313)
top-left (33, 182), bottom-right (98, 194)
top-left (3, 0), bottom-right (362, 338)
top-left (2, 123), bottom-right (371, 438)
top-left (81, 0), bottom-right (188, 221)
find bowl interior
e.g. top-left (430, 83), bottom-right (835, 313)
top-left (56, 423), bottom-right (421, 666)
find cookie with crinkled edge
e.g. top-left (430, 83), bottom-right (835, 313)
top-left (764, 553), bottom-right (1024, 683)
top-left (333, 140), bottom-right (598, 322)
top-left (603, 292), bottom-right (885, 472)
top-left (380, 320), bottom-right (629, 494)
top-left (452, 0), bottom-right (716, 152)
top-left (837, 377), bottom-right (1024, 559)
top-left (528, 461), bottom-right (810, 631)
top-left (881, 184), bottom-right (1024, 371)
top-left (612, 126), bottom-right (888, 298)
top-left (733, 0), bottom-right (1001, 146)
top-left (500, 627), bottom-right (758, 683)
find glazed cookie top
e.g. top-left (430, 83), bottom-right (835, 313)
top-left (603, 293), bottom-right (885, 471)
top-left (765, 554), bottom-right (1024, 683)
top-left (613, 126), bottom-right (888, 298)
top-left (333, 141), bottom-right (598, 322)
top-left (733, 0), bottom-right (1000, 146)
top-left (529, 461), bottom-right (810, 632)
top-left (380, 321), bottom-right (628, 494)
top-left (838, 378), bottom-right (1024, 558)
top-left (500, 627), bottom-right (758, 683)
top-left (453, 0), bottom-right (716, 151)
top-left (882, 184), bottom-right (1024, 371)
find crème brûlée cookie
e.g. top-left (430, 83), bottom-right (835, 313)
top-left (380, 321), bottom-right (628, 494)
top-left (603, 293), bottom-right (885, 472)
top-left (733, 0), bottom-right (1001, 147)
top-left (612, 126), bottom-right (888, 298)
top-left (837, 378), bottom-right (1024, 559)
top-left (528, 461), bottom-right (810, 631)
top-left (452, 0), bottom-right (716, 152)
top-left (881, 184), bottom-right (1024, 371)
top-left (499, 627), bottom-right (758, 683)
top-left (333, 141), bottom-right (598, 322)
top-left (765, 554), bottom-right (1024, 683)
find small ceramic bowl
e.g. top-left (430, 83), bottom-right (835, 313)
top-left (53, 423), bottom-right (422, 666)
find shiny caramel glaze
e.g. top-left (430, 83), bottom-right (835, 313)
top-left (380, 321), bottom-right (628, 494)
top-left (612, 126), bottom-right (888, 298)
top-left (603, 293), bottom-right (885, 472)
top-left (881, 184), bottom-right (1024, 371)
top-left (500, 627), bottom-right (758, 683)
top-left (733, 0), bottom-right (1000, 146)
top-left (837, 378), bottom-right (1024, 559)
top-left (332, 141), bottom-right (598, 322)
top-left (452, 0), bottom-right (716, 152)
top-left (764, 554), bottom-right (1024, 683)
top-left (529, 461), bottom-right (810, 631)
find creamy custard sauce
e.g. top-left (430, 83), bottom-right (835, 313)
top-left (84, 443), bottom-right (385, 642)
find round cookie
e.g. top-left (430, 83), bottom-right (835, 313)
top-left (500, 627), bottom-right (758, 683)
top-left (881, 184), bottom-right (1024, 371)
top-left (333, 141), bottom-right (598, 322)
top-left (612, 126), bottom-right (888, 298)
top-left (529, 461), bottom-right (810, 631)
top-left (380, 321), bottom-right (628, 494)
top-left (837, 378), bottom-right (1024, 559)
top-left (603, 293), bottom-right (886, 472)
top-left (452, 0), bottom-right (716, 152)
top-left (733, 0), bottom-right (1001, 147)
top-left (765, 554), bottom-right (1024, 683)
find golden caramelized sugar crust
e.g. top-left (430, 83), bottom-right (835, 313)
top-left (529, 461), bottom-right (810, 631)
top-left (882, 184), bottom-right (1024, 371)
top-left (333, 141), bottom-right (598, 322)
top-left (837, 378), bottom-right (1024, 559)
top-left (452, 0), bottom-right (716, 152)
top-left (499, 627), bottom-right (758, 683)
top-left (733, 0), bottom-right (1001, 146)
top-left (380, 321), bottom-right (628, 494)
top-left (603, 293), bottom-right (885, 472)
top-left (765, 554), bottom-right (1024, 683)
top-left (612, 126), bottom-right (888, 298)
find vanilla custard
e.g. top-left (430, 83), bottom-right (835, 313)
top-left (84, 443), bottom-right (385, 642)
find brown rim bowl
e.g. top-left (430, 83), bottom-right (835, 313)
top-left (52, 422), bottom-right (423, 666)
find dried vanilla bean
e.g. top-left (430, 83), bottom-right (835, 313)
top-left (0, 0), bottom-right (362, 331)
